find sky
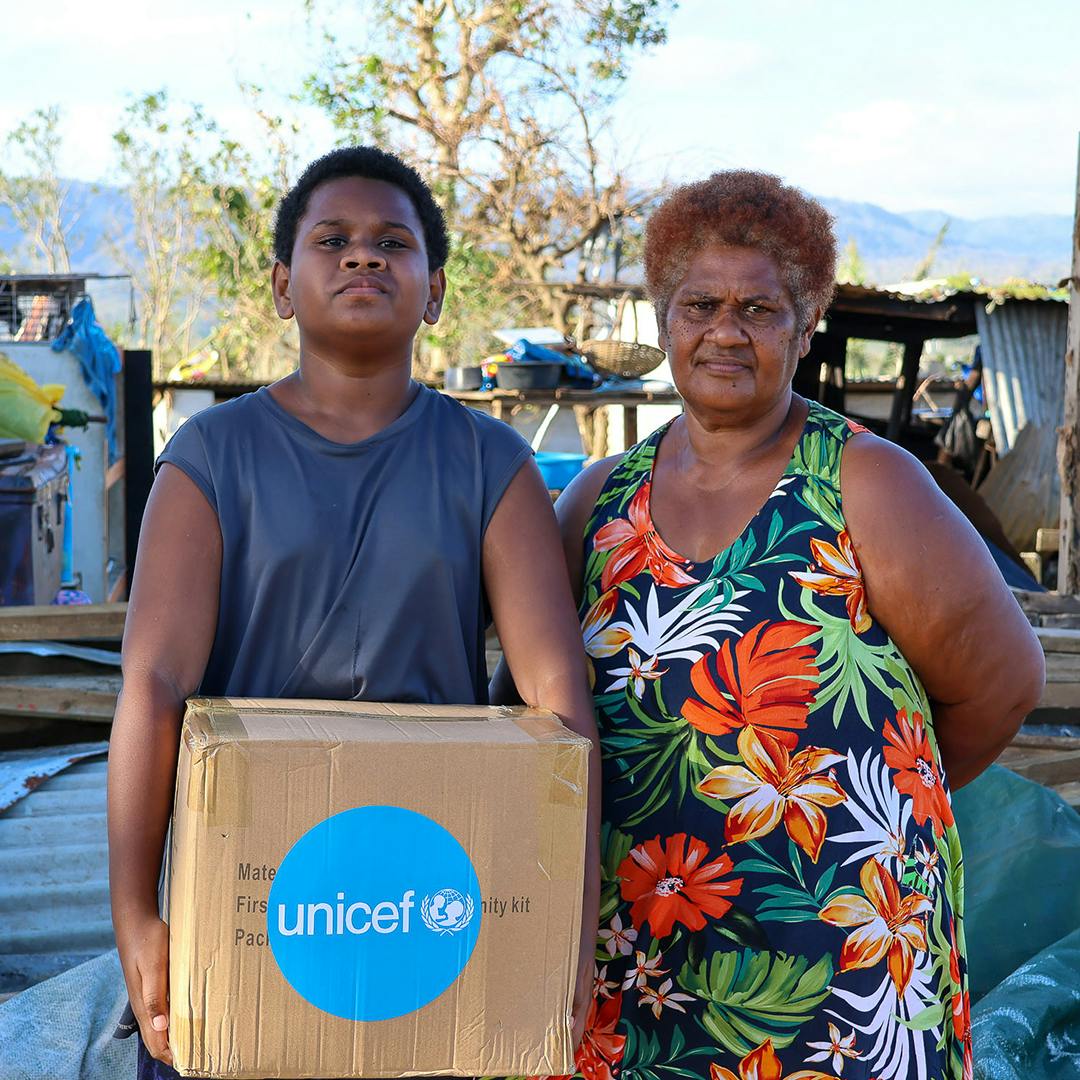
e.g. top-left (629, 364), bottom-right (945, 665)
top-left (2, 0), bottom-right (1077, 219)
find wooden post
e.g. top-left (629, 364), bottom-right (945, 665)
top-left (886, 340), bottom-right (924, 442)
top-left (123, 350), bottom-right (155, 591)
top-left (1059, 134), bottom-right (1080, 594)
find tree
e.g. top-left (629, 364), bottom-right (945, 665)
top-left (0, 106), bottom-right (75, 273)
top-left (836, 238), bottom-right (867, 286)
top-left (911, 218), bottom-right (950, 282)
top-left (112, 93), bottom-right (208, 378)
top-left (186, 91), bottom-right (300, 382)
top-left (304, 0), bottom-right (674, 354)
top-left (112, 90), bottom-right (300, 382)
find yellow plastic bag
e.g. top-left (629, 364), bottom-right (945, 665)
top-left (0, 352), bottom-right (65, 444)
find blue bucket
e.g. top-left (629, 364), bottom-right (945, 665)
top-left (535, 451), bottom-right (587, 491)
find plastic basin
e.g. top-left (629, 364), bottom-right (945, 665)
top-left (535, 452), bottom-right (587, 491)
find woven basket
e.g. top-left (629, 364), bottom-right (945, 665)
top-left (581, 293), bottom-right (666, 379)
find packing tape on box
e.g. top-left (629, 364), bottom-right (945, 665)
top-left (536, 741), bottom-right (589, 882)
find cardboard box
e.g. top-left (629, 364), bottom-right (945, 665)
top-left (167, 697), bottom-right (590, 1079)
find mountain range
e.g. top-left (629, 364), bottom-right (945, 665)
top-left (0, 181), bottom-right (1071, 300)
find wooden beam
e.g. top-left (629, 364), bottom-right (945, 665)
top-left (0, 674), bottom-right (120, 722)
top-left (826, 315), bottom-right (976, 343)
top-left (1059, 133), bottom-right (1080, 593)
top-left (105, 457), bottom-right (125, 490)
top-left (0, 603), bottom-right (127, 642)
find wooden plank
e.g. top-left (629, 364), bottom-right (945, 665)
top-left (105, 456), bottom-right (126, 490)
top-left (1004, 748), bottom-right (1080, 787)
top-left (1037, 627), bottom-right (1080, 654)
top-left (1010, 730), bottom-right (1080, 751)
top-left (1012, 588), bottom-right (1080, 615)
top-left (0, 674), bottom-right (121, 722)
top-left (1040, 681), bottom-right (1080, 709)
top-left (0, 603), bottom-right (127, 642)
top-left (1053, 780), bottom-right (1080, 809)
top-left (1045, 653), bottom-right (1080, 682)
top-left (1037, 527), bottom-right (1060, 554)
top-left (1060, 133), bottom-right (1080, 592)
top-left (1041, 613), bottom-right (1080, 630)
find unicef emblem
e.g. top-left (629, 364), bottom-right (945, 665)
top-left (421, 888), bottom-right (475, 935)
top-left (268, 806), bottom-right (482, 1021)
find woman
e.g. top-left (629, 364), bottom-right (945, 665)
top-left (553, 172), bottom-right (1044, 1080)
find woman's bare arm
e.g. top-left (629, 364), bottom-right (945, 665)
top-left (107, 464), bottom-right (221, 1065)
top-left (842, 435), bottom-right (1045, 788)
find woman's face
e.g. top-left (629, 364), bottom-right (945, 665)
top-left (660, 243), bottom-right (816, 422)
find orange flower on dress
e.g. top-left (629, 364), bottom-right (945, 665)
top-left (790, 531), bottom-right (870, 634)
top-left (949, 928), bottom-right (973, 1080)
top-left (819, 857), bottom-right (932, 997)
top-left (535, 992), bottom-right (626, 1080)
top-left (683, 621), bottom-right (820, 748)
top-left (593, 483), bottom-right (697, 591)
top-left (582, 589), bottom-right (634, 687)
top-left (544, 990), bottom-right (626, 1080)
top-left (583, 589), bottom-right (633, 659)
top-left (883, 710), bottom-right (955, 837)
top-left (697, 726), bottom-right (846, 862)
top-left (618, 833), bottom-right (743, 939)
top-left (710, 1038), bottom-right (839, 1080)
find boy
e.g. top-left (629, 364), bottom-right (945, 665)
top-left (108, 147), bottom-right (599, 1077)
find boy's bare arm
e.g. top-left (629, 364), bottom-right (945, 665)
top-left (483, 459), bottom-right (600, 1048)
top-left (108, 464), bottom-right (222, 1065)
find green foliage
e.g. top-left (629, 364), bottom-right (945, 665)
top-left (303, 0), bottom-right (673, 336)
top-left (0, 105), bottom-right (74, 273)
top-left (598, 821), bottom-right (634, 925)
top-left (679, 947), bottom-right (834, 1055)
top-left (619, 1020), bottom-right (716, 1080)
top-left (836, 237), bottom-right (867, 286)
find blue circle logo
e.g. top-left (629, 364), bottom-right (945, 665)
top-left (267, 806), bottom-right (482, 1021)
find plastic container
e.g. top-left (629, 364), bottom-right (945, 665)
top-left (494, 362), bottom-right (562, 391)
top-left (535, 452), bottom-right (587, 492)
top-left (444, 366), bottom-right (483, 391)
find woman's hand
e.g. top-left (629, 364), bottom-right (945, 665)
top-left (116, 911), bottom-right (172, 1065)
top-left (842, 434), bottom-right (1045, 787)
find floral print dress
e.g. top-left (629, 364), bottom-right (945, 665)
top-left (572, 401), bottom-right (971, 1080)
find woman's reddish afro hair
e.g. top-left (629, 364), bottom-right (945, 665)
top-left (644, 170), bottom-right (837, 325)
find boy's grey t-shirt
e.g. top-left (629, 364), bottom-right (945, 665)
top-left (156, 383), bottom-right (532, 704)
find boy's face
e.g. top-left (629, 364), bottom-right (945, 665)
top-left (272, 176), bottom-right (445, 358)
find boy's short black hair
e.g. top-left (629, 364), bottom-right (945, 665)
top-left (273, 147), bottom-right (450, 271)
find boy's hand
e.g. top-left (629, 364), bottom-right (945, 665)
top-left (118, 913), bottom-right (172, 1065)
top-left (570, 948), bottom-right (593, 1050)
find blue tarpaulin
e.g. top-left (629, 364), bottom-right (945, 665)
top-left (51, 297), bottom-right (122, 461)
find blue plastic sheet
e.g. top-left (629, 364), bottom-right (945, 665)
top-left (51, 297), bottom-right (122, 461)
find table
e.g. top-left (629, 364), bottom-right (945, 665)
top-left (442, 386), bottom-right (683, 455)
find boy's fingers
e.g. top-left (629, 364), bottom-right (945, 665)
top-left (140, 957), bottom-right (171, 1062)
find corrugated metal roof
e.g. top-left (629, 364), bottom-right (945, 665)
top-left (976, 299), bottom-right (1069, 454)
top-left (0, 751), bottom-right (113, 994)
